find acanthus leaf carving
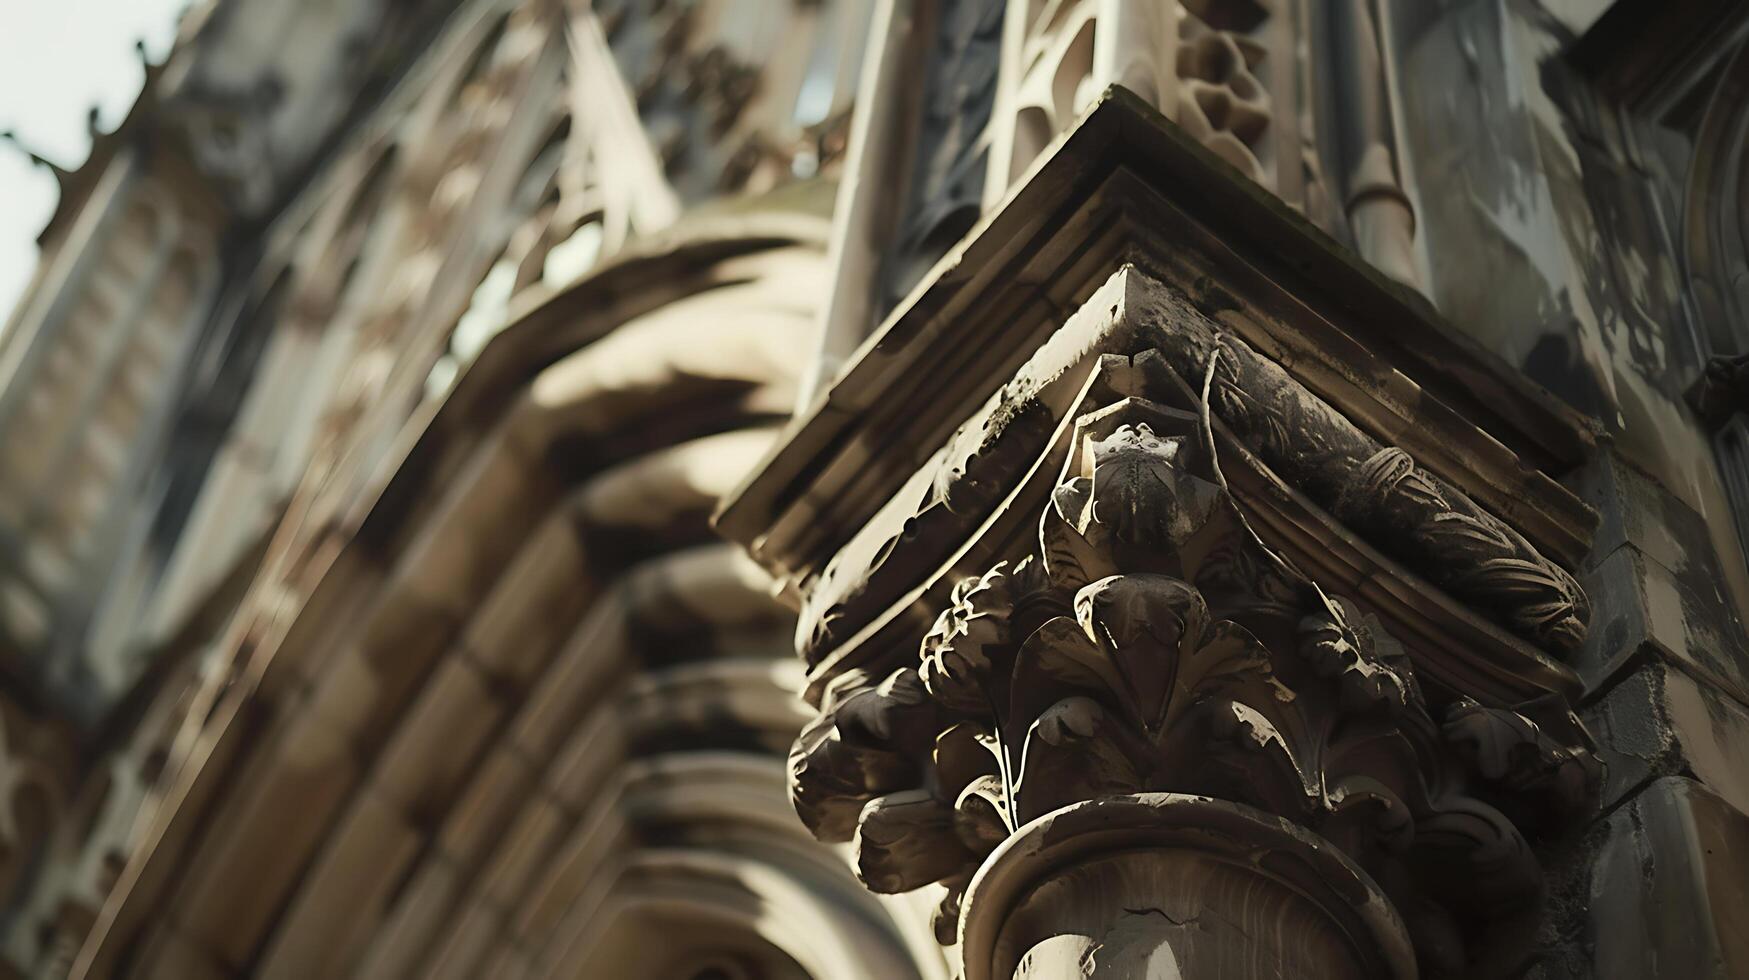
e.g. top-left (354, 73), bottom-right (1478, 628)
top-left (919, 560), bottom-right (1040, 715)
top-left (788, 379), bottom-right (1602, 973)
top-left (788, 666), bottom-right (943, 842)
top-left (854, 789), bottom-right (976, 894)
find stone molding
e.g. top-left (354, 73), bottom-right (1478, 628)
top-left (957, 794), bottom-right (1419, 980)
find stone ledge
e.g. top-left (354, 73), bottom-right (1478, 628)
top-left (717, 87), bottom-right (1599, 589)
top-left (1583, 661), bottom-right (1749, 814)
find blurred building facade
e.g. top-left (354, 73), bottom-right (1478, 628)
top-left (0, 0), bottom-right (1741, 977)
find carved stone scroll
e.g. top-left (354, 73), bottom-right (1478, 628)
top-left (787, 393), bottom-right (1600, 978)
top-left (1155, 323), bottom-right (1590, 655)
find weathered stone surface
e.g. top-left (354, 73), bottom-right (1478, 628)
top-left (254, 789), bottom-right (422, 980)
top-left (781, 271), bottom-right (1589, 716)
top-left (371, 654), bottom-right (506, 817)
top-left (352, 859), bottom-right (463, 978)
top-left (721, 104), bottom-right (1615, 962)
top-left (25, 209), bottom-right (921, 980)
top-left (1572, 449), bottom-right (1749, 720)
top-left (1589, 777), bottom-right (1749, 979)
top-left (1578, 453), bottom-right (1730, 588)
top-left (169, 702), bottom-right (363, 968)
top-left (1577, 544), bottom-right (1749, 704)
top-left (1584, 662), bottom-right (1749, 816)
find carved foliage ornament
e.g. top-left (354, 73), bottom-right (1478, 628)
top-left (789, 389), bottom-right (1599, 976)
top-left (1181, 330), bottom-right (1589, 654)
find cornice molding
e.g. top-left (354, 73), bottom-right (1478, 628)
top-left (717, 88), bottom-right (1598, 595)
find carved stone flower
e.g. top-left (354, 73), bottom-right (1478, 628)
top-left (919, 560), bottom-right (1032, 713)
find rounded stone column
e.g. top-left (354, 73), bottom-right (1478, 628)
top-left (956, 795), bottom-right (1417, 980)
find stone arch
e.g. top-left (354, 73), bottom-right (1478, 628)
top-left (71, 200), bottom-right (947, 980)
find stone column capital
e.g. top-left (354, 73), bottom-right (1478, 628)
top-left (788, 377), bottom-right (1600, 975)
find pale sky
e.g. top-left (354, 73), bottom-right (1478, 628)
top-left (0, 0), bottom-right (188, 323)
